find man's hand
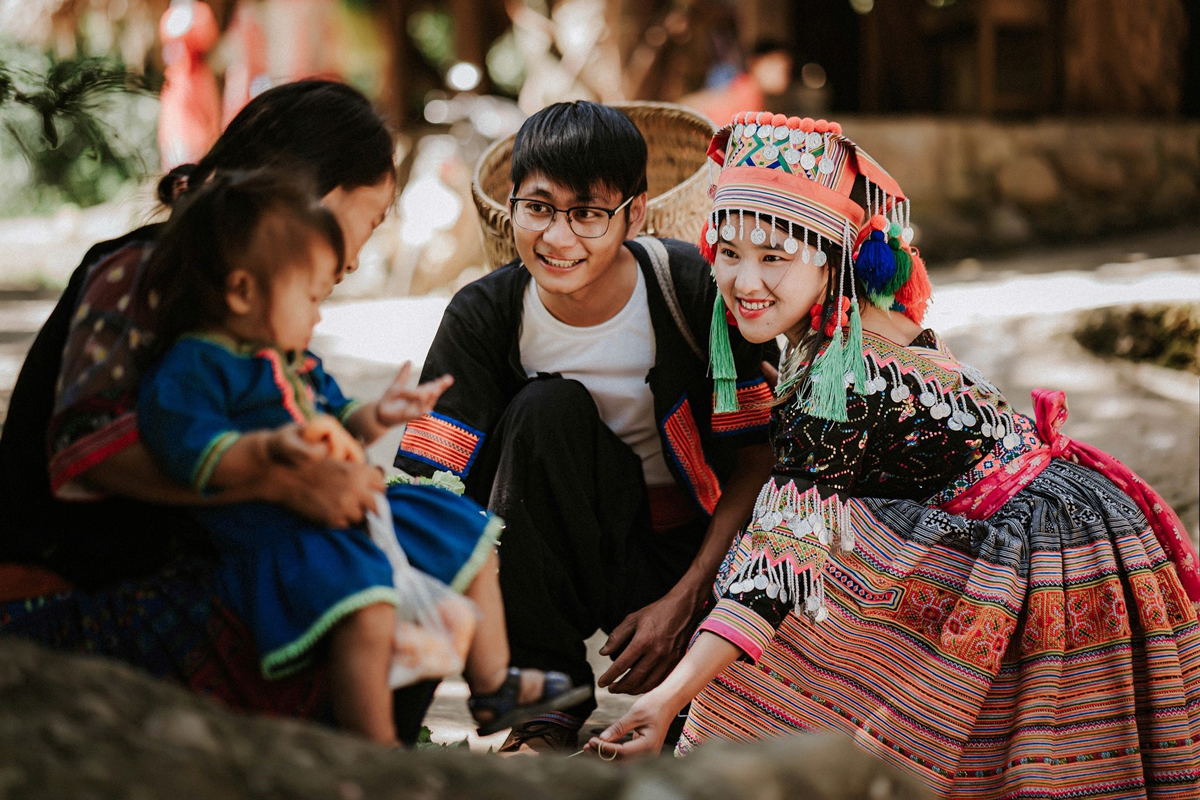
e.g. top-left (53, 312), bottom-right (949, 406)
top-left (597, 590), bottom-right (701, 695)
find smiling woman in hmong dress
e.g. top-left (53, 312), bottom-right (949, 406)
top-left (587, 111), bottom-right (1200, 799)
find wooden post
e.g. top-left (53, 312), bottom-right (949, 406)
top-left (375, 0), bottom-right (410, 127)
top-left (978, 1), bottom-right (996, 116)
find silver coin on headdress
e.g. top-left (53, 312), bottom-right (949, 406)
top-left (774, 126), bottom-right (789, 141)
top-left (901, 227), bottom-right (915, 244)
top-left (812, 251), bottom-right (828, 267)
top-left (750, 227), bottom-right (767, 245)
top-left (783, 237), bottom-right (799, 255)
top-left (763, 144), bottom-right (779, 161)
top-left (721, 222), bottom-right (736, 240)
top-left (744, 123), bottom-right (758, 139)
top-left (800, 153), bottom-right (816, 170)
top-left (734, 124), bottom-right (744, 140)
top-left (819, 157), bottom-right (835, 175)
top-left (806, 132), bottom-right (823, 150)
top-left (784, 148), bottom-right (801, 165)
top-left (758, 124), bottom-right (774, 140)
top-left (789, 129), bottom-right (805, 146)
top-left (705, 226), bottom-right (719, 245)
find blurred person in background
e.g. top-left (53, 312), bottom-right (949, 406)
top-left (682, 39), bottom-right (794, 126)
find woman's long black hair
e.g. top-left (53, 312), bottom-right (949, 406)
top-left (156, 79), bottom-right (395, 205)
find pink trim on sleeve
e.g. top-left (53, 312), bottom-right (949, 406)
top-left (697, 598), bottom-right (777, 664)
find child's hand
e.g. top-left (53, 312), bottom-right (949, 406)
top-left (265, 424), bottom-right (330, 465)
top-left (300, 414), bottom-right (366, 464)
top-left (375, 361), bottom-right (454, 426)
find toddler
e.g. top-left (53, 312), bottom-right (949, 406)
top-left (137, 170), bottom-right (587, 744)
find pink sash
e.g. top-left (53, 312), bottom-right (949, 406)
top-left (941, 388), bottom-right (1200, 602)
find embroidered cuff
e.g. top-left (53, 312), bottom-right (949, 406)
top-left (711, 379), bottom-right (773, 435)
top-left (191, 430), bottom-right (242, 494)
top-left (336, 399), bottom-right (365, 425)
top-left (698, 598), bottom-right (777, 663)
top-left (397, 412), bottom-right (484, 477)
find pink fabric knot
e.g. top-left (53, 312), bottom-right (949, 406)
top-left (1031, 387), bottom-right (1200, 602)
top-left (1032, 388), bottom-right (1072, 458)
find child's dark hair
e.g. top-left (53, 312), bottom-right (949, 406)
top-left (510, 101), bottom-right (648, 206)
top-left (157, 80), bottom-right (395, 205)
top-left (144, 169), bottom-right (345, 350)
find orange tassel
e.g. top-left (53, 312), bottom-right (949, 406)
top-left (895, 247), bottom-right (931, 323)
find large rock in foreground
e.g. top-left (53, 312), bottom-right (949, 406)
top-left (0, 637), bottom-right (931, 800)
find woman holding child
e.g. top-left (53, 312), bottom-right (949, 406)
top-left (0, 80), bottom-right (583, 745)
top-left (589, 111), bottom-right (1200, 799)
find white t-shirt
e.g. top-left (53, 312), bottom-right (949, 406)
top-left (519, 269), bottom-right (675, 487)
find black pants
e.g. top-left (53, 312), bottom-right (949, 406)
top-left (467, 377), bottom-right (706, 721)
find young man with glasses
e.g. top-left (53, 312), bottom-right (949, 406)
top-left (395, 101), bottom-right (775, 753)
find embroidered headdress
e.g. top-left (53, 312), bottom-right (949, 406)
top-left (700, 111), bottom-right (931, 422)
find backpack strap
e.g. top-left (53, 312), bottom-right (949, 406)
top-left (635, 236), bottom-right (705, 362)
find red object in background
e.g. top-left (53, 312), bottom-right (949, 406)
top-left (158, 1), bottom-right (222, 171)
top-left (685, 74), bottom-right (765, 128)
top-left (221, 3), bottom-right (270, 126)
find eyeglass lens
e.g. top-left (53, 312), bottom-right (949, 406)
top-left (512, 200), bottom-right (612, 238)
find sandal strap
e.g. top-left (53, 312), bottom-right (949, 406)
top-left (467, 666), bottom-right (522, 718)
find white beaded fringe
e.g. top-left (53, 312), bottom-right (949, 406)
top-left (723, 479), bottom-right (853, 623)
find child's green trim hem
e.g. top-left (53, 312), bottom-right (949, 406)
top-left (449, 514), bottom-right (505, 593)
top-left (260, 586), bottom-right (399, 680)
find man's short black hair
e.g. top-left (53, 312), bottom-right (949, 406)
top-left (510, 101), bottom-right (648, 203)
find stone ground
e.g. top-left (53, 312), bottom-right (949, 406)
top-left (0, 225), bottom-right (1197, 752)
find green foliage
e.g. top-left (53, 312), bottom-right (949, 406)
top-left (407, 9), bottom-right (455, 72)
top-left (1076, 304), bottom-right (1200, 375)
top-left (414, 725), bottom-right (472, 750)
top-left (0, 42), bottom-right (157, 216)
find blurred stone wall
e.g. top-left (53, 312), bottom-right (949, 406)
top-left (842, 118), bottom-right (1200, 259)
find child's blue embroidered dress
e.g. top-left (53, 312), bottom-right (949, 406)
top-left (139, 334), bottom-right (500, 678)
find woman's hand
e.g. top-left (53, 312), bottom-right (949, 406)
top-left (262, 456), bottom-right (385, 529)
top-left (376, 361), bottom-right (454, 427)
top-left (584, 691), bottom-right (675, 761)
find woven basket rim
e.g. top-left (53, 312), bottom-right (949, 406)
top-left (471, 101), bottom-right (715, 227)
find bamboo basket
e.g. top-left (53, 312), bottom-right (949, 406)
top-left (471, 102), bottom-right (716, 269)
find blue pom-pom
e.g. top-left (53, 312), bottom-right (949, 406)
top-left (854, 230), bottom-right (897, 297)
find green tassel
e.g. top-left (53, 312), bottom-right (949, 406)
top-left (883, 237), bottom-right (912, 296)
top-left (805, 327), bottom-right (848, 422)
top-left (709, 294), bottom-right (739, 413)
top-left (848, 300), bottom-right (867, 396)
